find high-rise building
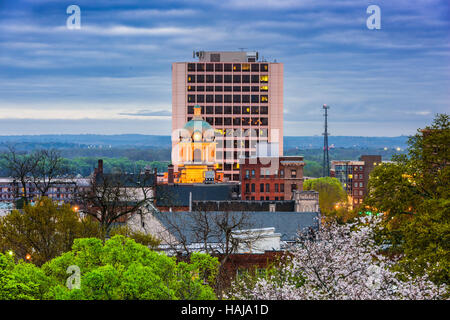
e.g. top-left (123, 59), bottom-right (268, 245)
top-left (172, 51), bottom-right (283, 181)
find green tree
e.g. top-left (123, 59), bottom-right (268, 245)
top-left (364, 113), bottom-right (449, 285)
top-left (42, 236), bottom-right (217, 300)
top-left (0, 197), bottom-right (102, 266)
top-left (303, 177), bottom-right (347, 216)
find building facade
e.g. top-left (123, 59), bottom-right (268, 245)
top-left (172, 51), bottom-right (283, 182)
top-left (239, 156), bottom-right (305, 201)
top-left (330, 155), bottom-right (382, 207)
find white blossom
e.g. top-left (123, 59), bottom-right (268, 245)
top-left (228, 216), bottom-right (446, 300)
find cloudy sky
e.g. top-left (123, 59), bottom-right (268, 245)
top-left (0, 0), bottom-right (448, 136)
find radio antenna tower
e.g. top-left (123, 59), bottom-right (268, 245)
top-left (322, 104), bottom-right (330, 177)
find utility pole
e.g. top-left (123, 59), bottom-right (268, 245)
top-left (322, 104), bottom-right (330, 177)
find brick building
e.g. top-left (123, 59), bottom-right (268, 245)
top-left (331, 155), bottom-right (382, 208)
top-left (239, 156), bottom-right (305, 201)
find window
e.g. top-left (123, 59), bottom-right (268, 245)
top-left (233, 95), bottom-right (241, 103)
top-left (242, 95), bottom-right (250, 103)
top-left (260, 183), bottom-right (264, 192)
top-left (260, 196), bottom-right (264, 200)
top-left (188, 75), bottom-right (195, 83)
top-left (242, 86), bottom-right (250, 92)
top-left (196, 94), bottom-right (204, 103)
top-left (260, 106), bottom-right (268, 114)
top-left (359, 182), bottom-right (363, 187)
top-left (280, 183), bottom-right (285, 192)
top-left (280, 169), bottom-right (284, 177)
top-left (233, 75), bottom-right (241, 83)
top-left (260, 64), bottom-right (268, 72)
top-left (251, 86), bottom-right (259, 92)
top-left (215, 106), bottom-right (223, 114)
top-left (233, 86), bottom-right (241, 92)
top-left (197, 86), bottom-right (204, 92)
top-left (233, 106), bottom-right (241, 114)
top-left (224, 63), bottom-right (232, 71)
top-left (188, 95), bottom-right (195, 103)
top-left (275, 184), bottom-right (279, 192)
top-left (245, 170), bottom-right (250, 179)
top-left (224, 117), bottom-right (231, 125)
top-left (206, 94), bottom-right (213, 103)
top-left (242, 75), bottom-right (250, 83)
top-left (260, 118), bottom-right (268, 125)
top-left (215, 64), bottom-right (223, 72)
top-left (251, 75), bottom-right (260, 83)
top-left (206, 74), bottom-right (214, 83)
top-left (215, 117), bottom-right (223, 125)
top-left (206, 63), bottom-right (214, 72)
top-left (242, 63), bottom-right (250, 71)
top-left (291, 184), bottom-right (297, 192)
top-left (251, 106), bottom-right (259, 114)
top-left (251, 170), bottom-right (255, 177)
top-left (206, 86), bottom-right (214, 92)
top-left (260, 85), bottom-right (268, 91)
top-left (266, 169), bottom-right (270, 176)
top-left (354, 182), bottom-right (358, 188)
top-left (206, 106), bottom-right (213, 114)
top-left (266, 183), bottom-right (270, 192)
top-left (215, 75), bottom-right (223, 83)
top-left (260, 95), bottom-right (268, 103)
top-left (251, 64), bottom-right (259, 72)
top-left (215, 86), bottom-right (223, 92)
top-left (251, 95), bottom-right (259, 103)
top-left (260, 75), bottom-right (268, 83)
top-left (224, 95), bottom-right (232, 103)
top-left (291, 170), bottom-right (297, 178)
top-left (197, 63), bottom-right (205, 72)
top-left (233, 117), bottom-right (241, 125)
top-left (242, 106), bottom-right (250, 114)
top-left (224, 75), bottom-right (232, 83)
top-left (197, 74), bottom-right (205, 83)
top-left (260, 168), bottom-right (265, 177)
top-left (245, 183), bottom-right (250, 192)
top-left (266, 196), bottom-right (269, 200)
top-left (187, 85), bottom-right (195, 92)
top-left (233, 64), bottom-right (241, 72)
top-left (188, 63), bottom-right (196, 71)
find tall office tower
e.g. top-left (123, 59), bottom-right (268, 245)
top-left (172, 51), bottom-right (283, 181)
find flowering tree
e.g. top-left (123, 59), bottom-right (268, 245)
top-left (228, 216), bottom-right (446, 300)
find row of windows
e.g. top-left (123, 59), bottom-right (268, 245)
top-left (213, 128), bottom-right (268, 137)
top-left (188, 85), bottom-right (268, 92)
top-left (245, 183), bottom-right (285, 193)
top-left (243, 169), bottom-right (297, 179)
top-left (187, 117), bottom-right (269, 126)
top-left (188, 74), bottom-right (268, 84)
top-left (244, 183), bottom-right (298, 193)
top-left (188, 94), bottom-right (268, 103)
top-left (188, 105), bottom-right (268, 115)
top-left (245, 196), bottom-right (285, 201)
top-left (188, 63), bottom-right (269, 72)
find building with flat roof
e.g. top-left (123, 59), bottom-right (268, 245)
top-left (331, 155), bottom-right (382, 208)
top-left (172, 51), bottom-right (283, 182)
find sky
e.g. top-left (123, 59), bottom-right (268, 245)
top-left (0, 0), bottom-right (448, 136)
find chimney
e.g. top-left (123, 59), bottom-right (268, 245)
top-left (97, 159), bottom-right (103, 174)
top-left (168, 164), bottom-right (174, 184)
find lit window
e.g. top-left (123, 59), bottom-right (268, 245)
top-left (260, 85), bottom-right (268, 91)
top-left (260, 95), bottom-right (268, 102)
top-left (260, 75), bottom-right (268, 83)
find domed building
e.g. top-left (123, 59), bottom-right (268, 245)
top-left (173, 105), bottom-right (219, 183)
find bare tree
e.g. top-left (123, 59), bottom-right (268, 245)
top-left (76, 169), bottom-right (155, 235)
top-left (156, 208), bottom-right (264, 297)
top-left (30, 149), bottom-right (69, 197)
top-left (1, 145), bottom-right (39, 204)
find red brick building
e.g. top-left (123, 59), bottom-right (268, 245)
top-left (239, 156), bottom-right (305, 201)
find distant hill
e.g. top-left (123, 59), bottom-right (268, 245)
top-left (0, 134), bottom-right (409, 151)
